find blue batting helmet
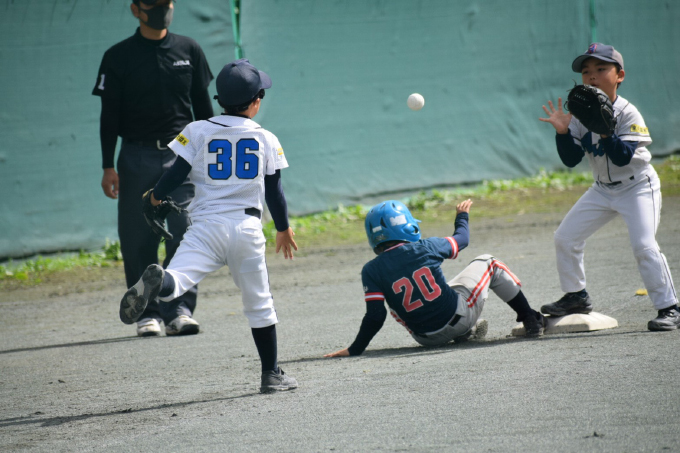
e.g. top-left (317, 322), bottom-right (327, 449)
top-left (365, 200), bottom-right (421, 250)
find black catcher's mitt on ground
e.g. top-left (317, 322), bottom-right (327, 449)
top-left (566, 84), bottom-right (617, 136)
top-left (142, 189), bottom-right (184, 241)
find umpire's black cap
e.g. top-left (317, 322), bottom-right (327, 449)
top-left (214, 59), bottom-right (272, 106)
top-left (572, 43), bottom-right (624, 72)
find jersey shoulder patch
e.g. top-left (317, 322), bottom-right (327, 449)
top-left (630, 124), bottom-right (649, 134)
top-left (175, 133), bottom-right (189, 146)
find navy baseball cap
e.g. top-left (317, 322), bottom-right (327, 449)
top-left (572, 43), bottom-right (624, 72)
top-left (215, 59), bottom-right (272, 106)
top-left (137, 0), bottom-right (173, 5)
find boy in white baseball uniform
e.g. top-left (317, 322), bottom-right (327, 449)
top-left (119, 59), bottom-right (299, 392)
top-left (540, 43), bottom-right (678, 331)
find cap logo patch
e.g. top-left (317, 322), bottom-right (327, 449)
top-left (389, 215), bottom-right (407, 226)
top-left (587, 43), bottom-right (597, 54)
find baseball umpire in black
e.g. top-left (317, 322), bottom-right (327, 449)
top-left (93, 0), bottom-right (214, 336)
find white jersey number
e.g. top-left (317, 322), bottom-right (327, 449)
top-left (208, 138), bottom-right (259, 181)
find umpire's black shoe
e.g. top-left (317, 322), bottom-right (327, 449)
top-left (260, 367), bottom-right (298, 393)
top-left (119, 264), bottom-right (164, 325)
top-left (648, 306), bottom-right (680, 331)
top-left (522, 311), bottom-right (546, 337)
top-left (541, 292), bottom-right (592, 317)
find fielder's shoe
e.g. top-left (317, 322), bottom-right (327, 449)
top-left (165, 315), bottom-right (200, 336)
top-left (260, 367), bottom-right (298, 393)
top-left (136, 318), bottom-right (162, 337)
top-left (647, 306), bottom-right (680, 331)
top-left (119, 264), bottom-right (164, 325)
top-left (522, 311), bottom-right (546, 337)
top-left (541, 292), bottom-right (593, 317)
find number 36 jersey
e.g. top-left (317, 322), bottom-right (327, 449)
top-left (361, 238), bottom-right (461, 334)
top-left (168, 115), bottom-right (289, 219)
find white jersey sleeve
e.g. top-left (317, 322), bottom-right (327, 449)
top-left (567, 95), bottom-right (653, 184)
top-left (167, 116), bottom-right (289, 219)
top-left (169, 125), bottom-right (199, 166)
top-left (615, 101), bottom-right (652, 146)
top-left (262, 130), bottom-right (289, 176)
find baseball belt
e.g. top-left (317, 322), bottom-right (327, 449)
top-left (123, 137), bottom-right (176, 150)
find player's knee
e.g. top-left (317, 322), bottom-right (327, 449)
top-left (632, 245), bottom-right (657, 262)
top-left (554, 232), bottom-right (573, 251)
top-left (471, 253), bottom-right (494, 263)
top-left (244, 305), bottom-right (278, 327)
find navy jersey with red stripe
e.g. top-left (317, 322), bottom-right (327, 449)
top-left (361, 236), bottom-right (462, 334)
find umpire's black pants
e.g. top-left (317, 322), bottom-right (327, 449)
top-left (117, 140), bottom-right (197, 323)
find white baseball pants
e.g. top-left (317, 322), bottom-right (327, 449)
top-left (554, 171), bottom-right (677, 310)
top-left (159, 212), bottom-right (278, 328)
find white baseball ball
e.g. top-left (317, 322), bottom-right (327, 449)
top-left (407, 93), bottom-right (425, 111)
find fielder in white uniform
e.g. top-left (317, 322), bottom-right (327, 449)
top-left (119, 59), bottom-right (299, 392)
top-left (540, 43), bottom-right (679, 331)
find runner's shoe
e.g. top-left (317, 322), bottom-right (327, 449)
top-left (523, 311), bottom-right (546, 337)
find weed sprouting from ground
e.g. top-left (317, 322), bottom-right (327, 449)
top-left (3, 157), bottom-right (678, 287)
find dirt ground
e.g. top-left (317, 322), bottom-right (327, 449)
top-left (1, 193), bottom-right (679, 452)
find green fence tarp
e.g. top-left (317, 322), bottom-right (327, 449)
top-left (241, 0), bottom-right (680, 213)
top-left (1, 0), bottom-right (678, 258)
top-left (0, 0), bottom-right (233, 258)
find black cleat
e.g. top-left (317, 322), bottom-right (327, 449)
top-left (119, 264), bottom-right (164, 325)
top-left (260, 367), bottom-right (298, 393)
top-left (522, 311), bottom-right (546, 337)
top-left (648, 306), bottom-right (680, 331)
top-left (541, 292), bottom-right (592, 317)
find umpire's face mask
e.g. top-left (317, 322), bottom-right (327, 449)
top-left (141, 3), bottom-right (174, 30)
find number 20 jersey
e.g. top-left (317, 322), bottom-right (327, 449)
top-left (168, 115), bottom-right (289, 219)
top-left (361, 238), bottom-right (460, 334)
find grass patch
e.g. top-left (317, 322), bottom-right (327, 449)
top-left (263, 168), bottom-right (594, 247)
top-left (3, 155), bottom-right (677, 288)
top-left (0, 239), bottom-right (122, 287)
top-left (656, 154), bottom-right (680, 196)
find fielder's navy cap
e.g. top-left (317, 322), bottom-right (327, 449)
top-left (572, 43), bottom-right (624, 72)
top-left (215, 59), bottom-right (272, 106)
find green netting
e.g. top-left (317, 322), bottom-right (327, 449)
top-left (241, 0), bottom-right (679, 214)
top-left (1, 0), bottom-right (678, 258)
top-left (0, 0), bottom-right (233, 258)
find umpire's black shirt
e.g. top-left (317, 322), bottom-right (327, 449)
top-left (93, 28), bottom-right (213, 168)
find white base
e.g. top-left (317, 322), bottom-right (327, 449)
top-left (512, 312), bottom-right (618, 336)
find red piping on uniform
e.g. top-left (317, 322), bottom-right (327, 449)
top-left (385, 243), bottom-right (406, 252)
top-left (493, 260), bottom-right (521, 285)
top-left (466, 259), bottom-right (522, 307)
top-left (468, 269), bottom-right (492, 307)
top-left (446, 237), bottom-right (459, 259)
